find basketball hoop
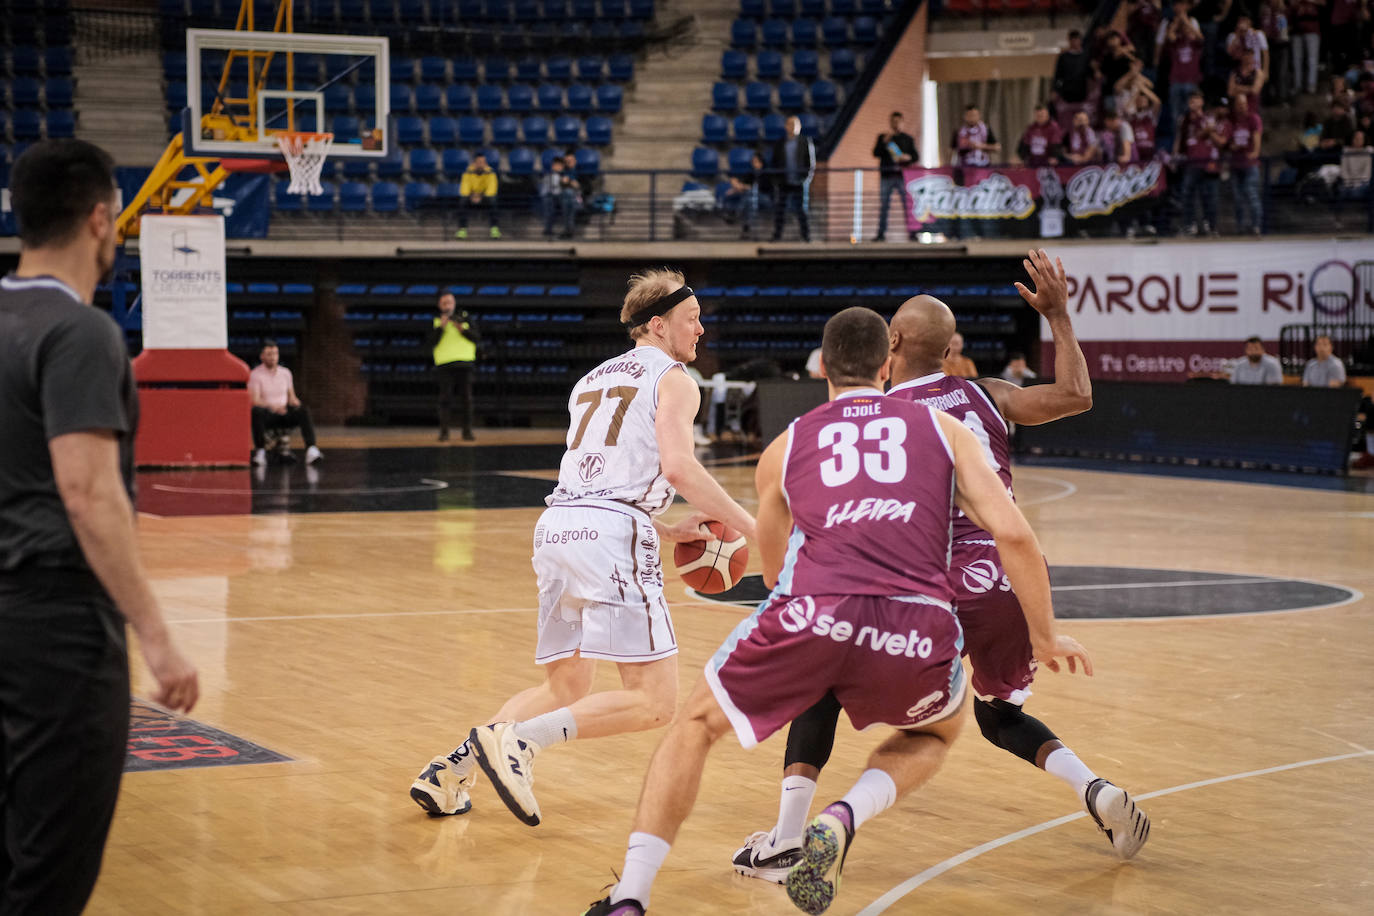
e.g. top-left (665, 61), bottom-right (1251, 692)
top-left (275, 131), bottom-right (334, 196)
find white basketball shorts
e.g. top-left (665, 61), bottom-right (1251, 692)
top-left (531, 501), bottom-right (677, 664)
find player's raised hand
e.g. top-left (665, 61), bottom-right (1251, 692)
top-left (1033, 634), bottom-right (1093, 676)
top-left (1014, 248), bottom-right (1069, 320)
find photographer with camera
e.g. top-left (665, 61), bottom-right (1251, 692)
top-left (430, 291), bottom-right (480, 442)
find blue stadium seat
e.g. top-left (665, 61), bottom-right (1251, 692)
top-left (477, 85), bottom-right (504, 113)
top-left (537, 84), bottom-right (564, 111)
top-left (566, 84), bottom-right (593, 113)
top-left (371, 181), bottom-right (400, 212)
top-left (442, 147), bottom-right (471, 175)
top-left (777, 80), bottom-right (804, 112)
top-left (371, 0), bottom-right (397, 21)
top-left (44, 47), bottom-right (74, 78)
top-left (761, 20), bottom-right (789, 47)
top-left (733, 113), bottom-right (761, 142)
top-left (10, 48), bottom-right (41, 76)
top-left (601, 0), bottom-right (628, 17)
top-left (861, 0), bottom-right (887, 12)
top-left (421, 57), bottom-right (448, 82)
top-left (11, 79), bottom-right (41, 108)
top-left (540, 147), bottom-right (563, 171)
top-left (436, 181), bottom-right (463, 203)
top-left (769, 0), bottom-right (797, 15)
top-left (756, 49), bottom-right (783, 79)
top-left (792, 18), bottom-right (818, 47)
top-left (574, 148), bottom-right (600, 175)
top-left (577, 56), bottom-right (604, 81)
top-left (721, 49), bottom-right (748, 80)
top-left (571, 0), bottom-right (597, 16)
top-left (608, 53), bottom-right (635, 82)
top-left (166, 81), bottom-right (188, 110)
top-left (515, 0), bottom-right (541, 21)
top-left (398, 0), bottom-right (427, 20)
top-left (629, 0), bottom-right (654, 18)
top-left (13, 110), bottom-right (41, 139)
top-left (546, 55), bottom-right (572, 81)
top-left (477, 284), bottom-right (510, 295)
top-left (792, 49), bottom-right (819, 78)
top-left (822, 17), bottom-right (848, 46)
top-left (691, 146), bottom-right (719, 177)
top-left (479, 147), bottom-right (502, 169)
top-left (390, 84), bottom-right (414, 114)
top-left (830, 47), bottom-right (857, 78)
top-left (702, 113), bottom-right (729, 143)
top-left (377, 152), bottom-right (405, 179)
top-left (508, 146), bottom-right (536, 174)
top-left (544, 0), bottom-right (570, 19)
top-left (396, 115), bottom-right (426, 145)
top-left (341, 157), bottom-right (372, 179)
top-left (409, 147), bottom-right (438, 176)
top-left (453, 56), bottom-right (479, 81)
top-left (485, 0), bottom-right (512, 20)
top-left (492, 115), bottom-right (519, 144)
top-left (355, 84), bottom-right (378, 111)
top-left (516, 57), bottom-right (542, 82)
top-left (430, 115), bottom-right (458, 144)
top-left (522, 115), bottom-right (550, 143)
top-left (798, 111), bottom-right (820, 136)
top-left (247, 282), bottom-right (281, 295)
top-left (324, 83), bottom-right (352, 111)
top-left (728, 147), bottom-right (756, 176)
top-left (276, 179), bottom-right (305, 212)
top-left (745, 81), bottom-right (772, 112)
top-left (763, 112), bottom-right (786, 141)
top-left (446, 84), bottom-right (473, 112)
top-left (596, 85), bottom-right (622, 113)
top-left (164, 51), bottom-right (188, 80)
top-left (484, 56), bottom-right (511, 82)
top-left (549, 284), bottom-right (581, 295)
top-left (46, 111), bottom-right (75, 138)
top-left (585, 115), bottom-right (612, 145)
top-left (458, 115), bottom-right (486, 144)
top-left (415, 84), bottom-right (443, 113)
top-left (809, 79), bottom-right (838, 111)
top-left (712, 81), bottom-right (739, 112)
top-left (730, 19), bottom-right (757, 48)
top-left (308, 182), bottom-right (337, 212)
top-left (507, 83), bottom-right (535, 113)
top-left (853, 15), bottom-right (878, 44)
top-left (830, 0), bottom-right (856, 13)
top-left (800, 0), bottom-right (825, 14)
top-left (404, 181), bottom-right (435, 211)
top-left (390, 56), bottom-right (415, 83)
top-left (618, 19), bottom-right (645, 39)
top-left (740, 0), bottom-right (765, 18)
top-left (553, 115), bottom-right (581, 145)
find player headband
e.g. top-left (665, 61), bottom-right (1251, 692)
top-left (622, 286), bottom-right (695, 329)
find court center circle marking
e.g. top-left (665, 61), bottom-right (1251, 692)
top-left (1013, 473), bottom-right (1079, 507)
top-left (150, 477), bottom-right (449, 496)
top-left (857, 749), bottom-right (1374, 915)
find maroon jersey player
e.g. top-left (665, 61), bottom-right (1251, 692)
top-left (733, 251), bottom-right (1151, 890)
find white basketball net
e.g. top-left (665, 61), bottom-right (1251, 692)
top-left (276, 132), bottom-right (334, 196)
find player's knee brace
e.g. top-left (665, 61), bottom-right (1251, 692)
top-left (783, 692), bottom-right (843, 771)
top-left (973, 697), bottom-right (1058, 765)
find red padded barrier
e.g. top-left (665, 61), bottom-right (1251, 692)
top-left (132, 349), bottom-right (252, 467)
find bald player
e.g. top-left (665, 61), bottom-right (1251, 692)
top-left (732, 250), bottom-right (1149, 885)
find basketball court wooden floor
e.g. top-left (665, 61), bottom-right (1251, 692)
top-left (92, 435), bottom-right (1374, 914)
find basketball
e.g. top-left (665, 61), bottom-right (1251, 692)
top-left (673, 521), bottom-right (749, 595)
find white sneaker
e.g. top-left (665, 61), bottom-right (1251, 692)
top-left (1084, 778), bottom-right (1150, 859)
top-left (252, 448), bottom-right (267, 466)
top-left (409, 754), bottom-right (477, 816)
top-left (732, 829), bottom-right (803, 884)
top-left (305, 445), bottom-right (323, 464)
top-left (470, 723), bottom-right (541, 826)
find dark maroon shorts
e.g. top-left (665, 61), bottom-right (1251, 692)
top-left (704, 593), bottom-right (965, 749)
top-left (951, 540), bottom-right (1036, 703)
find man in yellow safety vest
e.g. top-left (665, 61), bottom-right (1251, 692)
top-left (429, 291), bottom-right (479, 441)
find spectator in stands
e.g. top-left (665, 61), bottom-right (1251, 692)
top-left (1228, 52), bottom-right (1266, 111)
top-left (1157, 2), bottom-right (1205, 123)
top-left (1000, 352), bottom-right (1038, 386)
top-left (250, 339), bottom-right (322, 466)
top-left (1329, 74), bottom-right (1357, 114)
top-left (1290, 0), bottom-right (1324, 95)
top-left (724, 152), bottom-right (764, 240)
top-left (942, 331), bottom-right (978, 378)
top-left (1328, 0), bottom-right (1368, 74)
top-left (1100, 108), bottom-right (1137, 164)
top-left (950, 104), bottom-right (1000, 166)
top-left (1258, 0), bottom-right (1291, 102)
top-left (1101, 32), bottom-right (1140, 110)
top-left (1225, 15), bottom-right (1270, 77)
top-left (1018, 103), bottom-right (1064, 166)
top-left (1128, 0), bottom-right (1166, 79)
top-left (1230, 335), bottom-right (1284, 384)
top-left (1224, 92), bottom-right (1264, 233)
top-left (541, 157), bottom-right (579, 240)
top-left (1302, 334), bottom-right (1348, 386)
top-left (1358, 77), bottom-right (1374, 135)
top-left (1198, 0), bottom-right (1239, 96)
top-left (455, 152), bottom-right (500, 241)
top-left (769, 115), bottom-right (815, 243)
top-left (430, 292), bottom-right (479, 442)
top-left (872, 111), bottom-right (919, 242)
top-left (1174, 90), bottom-right (1224, 234)
top-left (1320, 99), bottom-right (1357, 149)
top-left (1129, 86), bottom-right (1164, 159)
top-left (1052, 30), bottom-right (1093, 123)
top-left (1064, 109), bottom-right (1102, 164)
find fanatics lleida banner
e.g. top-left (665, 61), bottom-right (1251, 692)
top-left (1044, 240), bottom-right (1374, 381)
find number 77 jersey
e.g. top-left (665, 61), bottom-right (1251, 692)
top-left (548, 345), bottom-right (686, 516)
top-left (777, 388), bottom-right (956, 604)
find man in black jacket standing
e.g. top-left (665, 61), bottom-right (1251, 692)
top-left (768, 116), bottom-right (816, 242)
top-left (872, 110), bottom-right (919, 242)
top-left (429, 291), bottom-right (480, 442)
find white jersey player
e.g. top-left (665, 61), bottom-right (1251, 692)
top-left (410, 269), bottom-right (757, 828)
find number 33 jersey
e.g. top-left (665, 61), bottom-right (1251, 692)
top-left (548, 345), bottom-right (685, 516)
top-left (777, 389), bottom-right (955, 603)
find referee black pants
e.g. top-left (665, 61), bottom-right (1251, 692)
top-left (436, 361), bottom-right (475, 438)
top-left (0, 570), bottom-right (129, 916)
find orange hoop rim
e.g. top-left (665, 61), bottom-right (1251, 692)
top-left (275, 131), bottom-right (335, 152)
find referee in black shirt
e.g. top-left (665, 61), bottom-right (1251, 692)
top-left (0, 140), bottom-right (198, 914)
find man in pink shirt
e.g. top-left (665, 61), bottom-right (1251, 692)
top-left (248, 339), bottom-right (322, 466)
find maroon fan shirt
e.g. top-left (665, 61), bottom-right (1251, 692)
top-left (1228, 111), bottom-right (1262, 167)
top-left (1020, 120), bottom-right (1063, 166)
top-left (1130, 109), bottom-right (1158, 160)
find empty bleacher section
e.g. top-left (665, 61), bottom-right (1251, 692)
top-left (0, 1), bottom-right (78, 167)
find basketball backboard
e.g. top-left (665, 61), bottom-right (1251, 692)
top-left (182, 28), bottom-right (391, 161)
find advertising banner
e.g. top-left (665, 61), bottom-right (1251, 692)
top-left (1043, 240), bottom-right (1374, 381)
top-left (139, 214), bottom-right (228, 350)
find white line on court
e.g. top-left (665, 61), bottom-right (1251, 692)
top-left (857, 749), bottom-right (1374, 915)
top-left (1050, 577), bottom-right (1279, 592)
top-left (1014, 473), bottom-right (1079, 507)
top-left (166, 606), bottom-right (531, 624)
